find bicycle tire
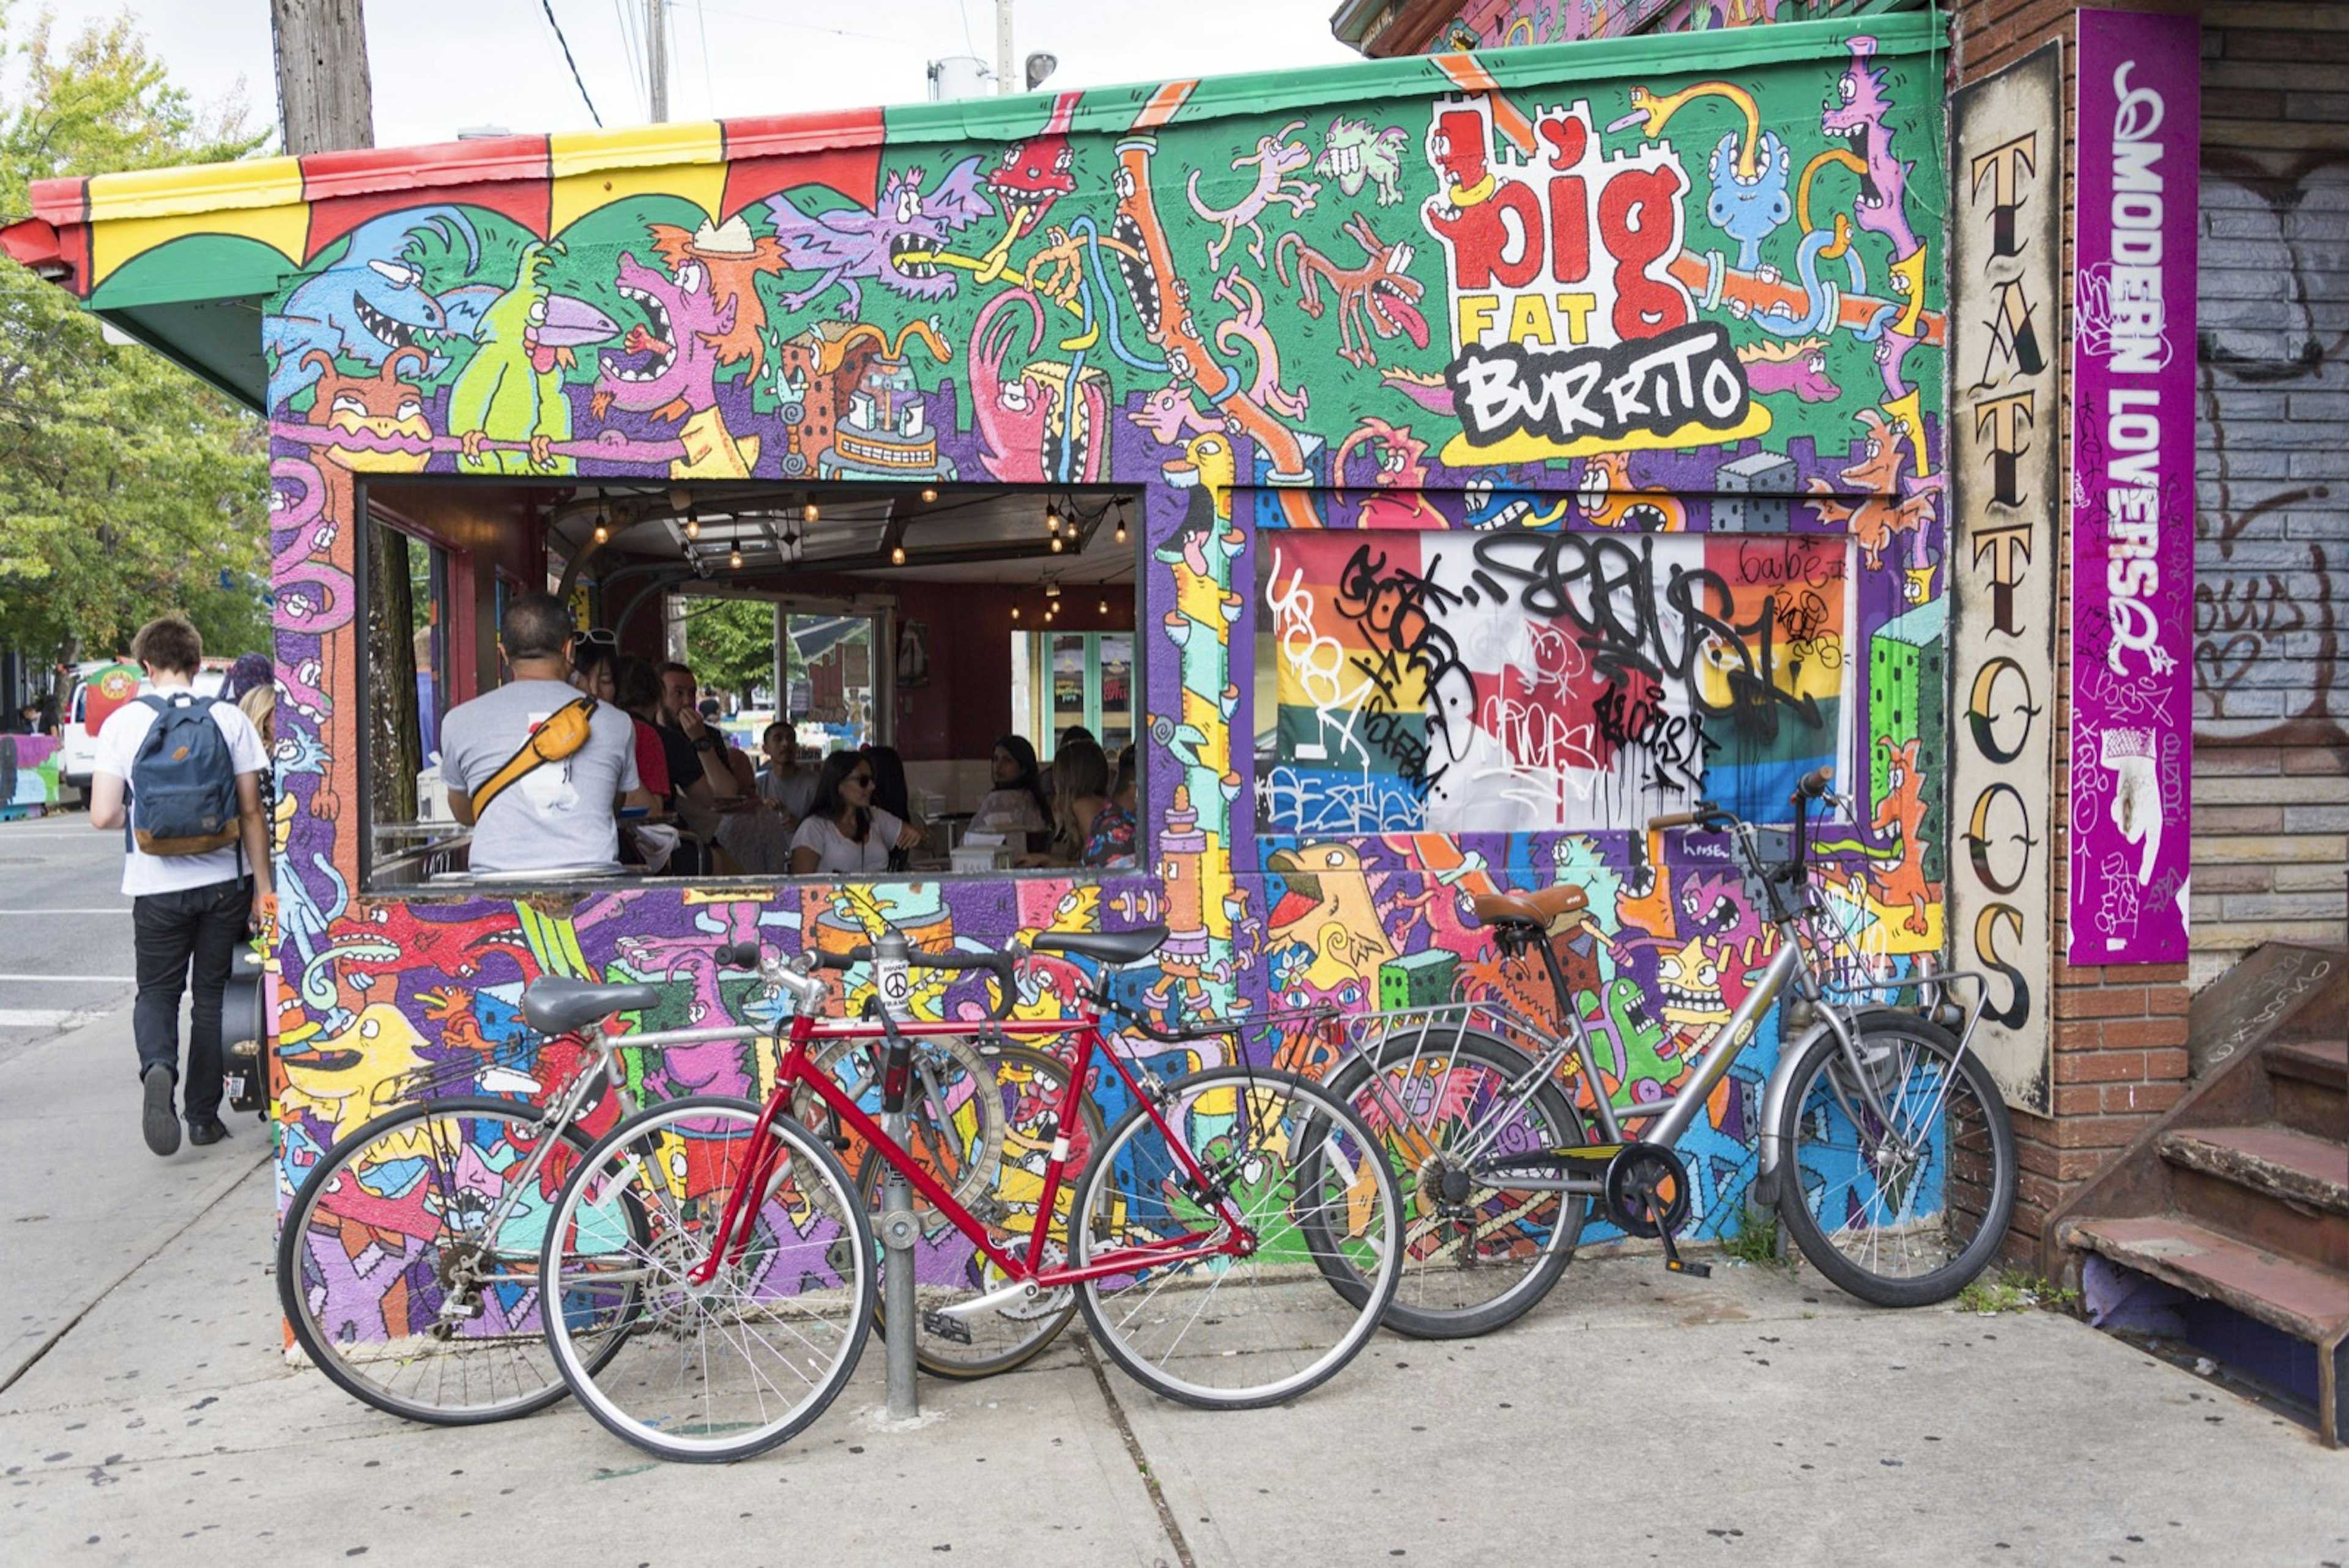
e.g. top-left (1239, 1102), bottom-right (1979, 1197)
top-left (1315, 1027), bottom-right (1590, 1339)
top-left (277, 1095), bottom-right (640, 1425)
top-left (541, 1095), bottom-right (874, 1463)
top-left (800, 1033), bottom-right (1006, 1211)
top-left (859, 1043), bottom-right (1105, 1380)
top-left (1073, 1065), bottom-right (1400, 1411)
top-left (1775, 1013), bottom-right (2017, 1306)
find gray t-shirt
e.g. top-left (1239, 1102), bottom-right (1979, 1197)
top-left (439, 680), bottom-right (640, 875)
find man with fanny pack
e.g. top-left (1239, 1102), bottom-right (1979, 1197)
top-left (441, 593), bottom-right (651, 876)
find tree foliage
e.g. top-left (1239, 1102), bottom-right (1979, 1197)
top-left (681, 597), bottom-right (793, 705)
top-left (0, 7), bottom-right (273, 668)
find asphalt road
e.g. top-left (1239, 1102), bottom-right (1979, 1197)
top-left (0, 811), bottom-right (138, 1068)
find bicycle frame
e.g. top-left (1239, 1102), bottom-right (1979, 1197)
top-left (692, 1010), bottom-right (1263, 1292)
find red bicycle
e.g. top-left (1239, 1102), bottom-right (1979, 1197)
top-left (533, 924), bottom-right (1403, 1462)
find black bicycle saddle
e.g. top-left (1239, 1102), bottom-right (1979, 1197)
top-left (522, 976), bottom-right (663, 1035)
top-left (1030, 926), bottom-right (1169, 967)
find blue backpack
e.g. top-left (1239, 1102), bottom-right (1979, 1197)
top-left (129, 693), bottom-right (242, 856)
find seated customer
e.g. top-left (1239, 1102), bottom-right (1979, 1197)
top-left (790, 751), bottom-right (924, 875)
top-left (1038, 738), bottom-right (1109, 864)
top-left (971, 734), bottom-right (1052, 854)
top-left (1084, 743), bottom-right (1138, 868)
top-left (440, 593), bottom-right (651, 875)
top-left (758, 722), bottom-right (817, 825)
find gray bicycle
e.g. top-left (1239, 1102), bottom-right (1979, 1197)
top-left (1310, 767), bottom-right (2019, 1337)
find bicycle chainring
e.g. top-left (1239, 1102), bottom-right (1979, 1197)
top-left (1601, 1142), bottom-right (1693, 1239)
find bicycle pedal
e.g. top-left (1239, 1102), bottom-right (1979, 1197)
top-left (919, 1309), bottom-right (974, 1345)
top-left (1666, 1258), bottom-right (1712, 1279)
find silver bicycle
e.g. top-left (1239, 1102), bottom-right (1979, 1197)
top-left (1310, 767), bottom-right (2020, 1337)
top-left (276, 944), bottom-right (1048, 1422)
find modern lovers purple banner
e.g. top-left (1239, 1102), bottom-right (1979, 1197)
top-left (2068, 6), bottom-right (2197, 965)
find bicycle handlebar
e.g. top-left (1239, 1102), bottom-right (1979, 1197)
top-left (810, 942), bottom-right (1018, 1019)
top-left (1794, 765), bottom-right (1835, 803)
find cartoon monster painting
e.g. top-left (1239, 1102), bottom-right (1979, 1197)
top-left (1316, 117), bottom-right (1411, 207)
top-left (1806, 408), bottom-right (1939, 568)
top-left (448, 242), bottom-right (617, 475)
top-left (265, 209), bottom-right (480, 409)
top-left (766, 158), bottom-right (996, 316)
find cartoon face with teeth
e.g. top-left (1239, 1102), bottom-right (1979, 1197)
top-left (1820, 36), bottom-right (1918, 256)
top-left (304, 346), bottom-right (433, 474)
top-left (1655, 936), bottom-right (1734, 1041)
top-left (596, 250), bottom-right (732, 418)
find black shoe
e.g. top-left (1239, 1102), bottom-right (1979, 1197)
top-left (142, 1065), bottom-right (180, 1156)
top-left (187, 1117), bottom-right (231, 1147)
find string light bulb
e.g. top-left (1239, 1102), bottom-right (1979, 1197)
top-left (919, 486), bottom-right (937, 503)
top-left (593, 492), bottom-right (609, 544)
top-left (1045, 500), bottom-right (1062, 536)
top-left (890, 544), bottom-right (907, 565)
top-left (1113, 499), bottom-right (1128, 544)
top-left (1049, 535), bottom-right (1064, 554)
top-left (1011, 603), bottom-right (1021, 622)
top-left (684, 507), bottom-right (700, 541)
top-left (729, 547), bottom-right (743, 570)
top-left (803, 502), bottom-right (820, 525)
top-left (1098, 597), bottom-right (1108, 614)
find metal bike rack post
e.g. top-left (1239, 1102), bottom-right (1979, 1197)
top-left (872, 930), bottom-right (920, 1421)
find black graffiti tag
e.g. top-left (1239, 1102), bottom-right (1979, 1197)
top-left (1471, 530), bottom-right (1826, 743)
top-left (1332, 543), bottom-right (1477, 796)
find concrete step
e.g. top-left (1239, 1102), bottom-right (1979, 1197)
top-left (2158, 1124), bottom-right (2349, 1221)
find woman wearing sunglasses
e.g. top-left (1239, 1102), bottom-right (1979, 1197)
top-left (787, 749), bottom-right (924, 875)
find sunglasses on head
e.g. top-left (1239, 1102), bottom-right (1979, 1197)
top-left (571, 628), bottom-right (617, 648)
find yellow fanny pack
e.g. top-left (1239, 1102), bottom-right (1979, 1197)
top-left (469, 697), bottom-right (597, 817)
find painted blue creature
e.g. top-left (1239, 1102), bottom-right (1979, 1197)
top-left (1707, 130), bottom-right (1792, 269)
top-left (264, 208), bottom-right (481, 409)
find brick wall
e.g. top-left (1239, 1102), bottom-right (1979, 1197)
top-left (1948, 0), bottom-right (2202, 1264)
top-left (2190, 1), bottom-right (2349, 983)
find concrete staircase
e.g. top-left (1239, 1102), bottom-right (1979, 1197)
top-left (2047, 944), bottom-right (2349, 1446)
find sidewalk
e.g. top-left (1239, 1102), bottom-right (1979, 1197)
top-left (4, 1011), bottom-right (2344, 1568)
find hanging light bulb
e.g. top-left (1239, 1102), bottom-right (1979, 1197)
top-left (1098, 597), bottom-right (1108, 614)
top-left (890, 544), bottom-right (907, 565)
top-left (803, 502), bottom-right (820, 525)
top-left (1045, 500), bottom-right (1062, 535)
top-left (593, 491), bottom-right (609, 544)
top-left (1045, 581), bottom-right (1060, 600)
top-left (1011, 603), bottom-right (1022, 622)
top-left (919, 486), bottom-right (937, 503)
top-left (729, 547), bottom-right (743, 570)
top-left (1113, 499), bottom-right (1128, 544)
top-left (684, 507), bottom-right (701, 541)
top-left (1049, 535), bottom-right (1064, 554)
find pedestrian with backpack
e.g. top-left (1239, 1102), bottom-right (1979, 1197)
top-left (86, 615), bottom-right (274, 1157)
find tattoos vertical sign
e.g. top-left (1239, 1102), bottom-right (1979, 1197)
top-left (2069, 9), bottom-right (2198, 964)
top-left (1949, 44), bottom-right (2061, 1109)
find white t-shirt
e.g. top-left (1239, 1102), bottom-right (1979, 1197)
top-left (94, 691), bottom-right (269, 897)
top-left (789, 808), bottom-right (905, 874)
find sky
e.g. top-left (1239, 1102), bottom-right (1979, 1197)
top-left (105, 0), bottom-right (1364, 150)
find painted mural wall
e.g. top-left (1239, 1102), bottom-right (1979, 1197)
top-left (35, 20), bottom-right (1948, 1279)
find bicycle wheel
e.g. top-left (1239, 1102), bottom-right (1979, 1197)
top-left (1316, 1027), bottom-right (1590, 1338)
top-left (800, 1033), bottom-right (1006, 1209)
top-left (859, 1043), bottom-right (1105, 1379)
top-left (1073, 1066), bottom-right (1400, 1410)
top-left (278, 1095), bottom-right (638, 1425)
top-left (541, 1096), bottom-right (874, 1463)
top-left (1775, 1013), bottom-right (2017, 1306)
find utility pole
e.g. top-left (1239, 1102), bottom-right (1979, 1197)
top-left (269, 0), bottom-right (374, 153)
top-left (647, 0), bottom-right (670, 122)
top-left (995, 0), bottom-right (1014, 94)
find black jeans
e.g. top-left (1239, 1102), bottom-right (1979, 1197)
top-left (131, 877), bottom-right (251, 1123)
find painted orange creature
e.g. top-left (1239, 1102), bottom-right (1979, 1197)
top-left (1870, 736), bottom-right (1932, 935)
top-left (1807, 409), bottom-right (1943, 570)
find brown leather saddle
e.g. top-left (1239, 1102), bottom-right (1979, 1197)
top-left (1469, 883), bottom-right (1590, 931)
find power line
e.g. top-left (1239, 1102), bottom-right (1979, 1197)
top-left (538, 0), bottom-right (605, 127)
top-left (612, 0), bottom-right (647, 119)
